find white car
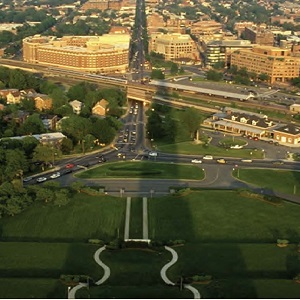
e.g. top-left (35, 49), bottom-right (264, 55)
top-left (191, 159), bottom-right (202, 164)
top-left (36, 177), bottom-right (47, 183)
top-left (203, 155), bottom-right (213, 160)
top-left (23, 176), bottom-right (33, 182)
top-left (149, 151), bottom-right (158, 157)
top-left (50, 172), bottom-right (61, 179)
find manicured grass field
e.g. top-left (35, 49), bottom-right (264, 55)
top-left (129, 198), bottom-right (143, 239)
top-left (76, 161), bottom-right (205, 180)
top-left (0, 278), bottom-right (66, 299)
top-left (148, 190), bottom-right (300, 242)
top-left (0, 193), bottom-right (126, 242)
top-left (0, 242), bottom-right (101, 278)
top-left (233, 169), bottom-right (300, 196)
top-left (157, 141), bottom-right (263, 158)
top-left (219, 137), bottom-right (247, 146)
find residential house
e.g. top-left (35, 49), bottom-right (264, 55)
top-left (69, 100), bottom-right (84, 114)
top-left (92, 99), bottom-right (109, 117)
top-left (20, 89), bottom-right (37, 99)
top-left (40, 114), bottom-right (58, 130)
top-left (0, 89), bottom-right (21, 104)
top-left (290, 103), bottom-right (300, 113)
top-left (34, 94), bottom-right (53, 111)
top-left (3, 110), bottom-right (30, 124)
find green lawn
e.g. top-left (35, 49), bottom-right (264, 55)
top-left (0, 242), bottom-right (101, 278)
top-left (219, 137), bottom-right (247, 146)
top-left (0, 278), bottom-right (66, 299)
top-left (233, 169), bottom-right (300, 196)
top-left (129, 198), bottom-right (143, 239)
top-left (157, 141), bottom-right (263, 158)
top-left (78, 285), bottom-right (191, 299)
top-left (148, 190), bottom-right (300, 242)
top-left (0, 194), bottom-right (126, 242)
top-left (76, 161), bottom-right (205, 180)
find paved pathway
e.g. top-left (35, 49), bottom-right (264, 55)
top-left (160, 246), bottom-right (177, 286)
top-left (94, 245), bottom-right (111, 285)
top-left (161, 246), bottom-right (200, 299)
top-left (142, 197), bottom-right (148, 239)
top-left (68, 283), bottom-right (88, 299)
top-left (124, 197), bottom-right (131, 239)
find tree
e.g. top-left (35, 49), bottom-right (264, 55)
top-left (258, 73), bottom-right (270, 82)
top-left (19, 113), bottom-right (46, 135)
top-left (206, 70), bottom-right (223, 81)
top-left (151, 69), bottom-right (165, 80)
top-left (5, 149), bottom-right (28, 181)
top-left (33, 144), bottom-right (58, 168)
top-left (181, 107), bottom-right (202, 138)
top-left (54, 189), bottom-right (70, 207)
top-left (170, 63), bottom-right (179, 75)
top-left (71, 181), bottom-right (85, 193)
top-left (35, 187), bottom-right (55, 203)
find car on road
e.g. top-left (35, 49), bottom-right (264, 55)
top-left (149, 151), bottom-right (158, 157)
top-left (241, 159), bottom-right (253, 163)
top-left (203, 155), bottom-right (213, 160)
top-left (36, 177), bottom-right (47, 183)
top-left (191, 159), bottom-right (202, 164)
top-left (272, 160), bottom-right (284, 165)
top-left (50, 172), bottom-right (61, 179)
top-left (65, 163), bottom-right (75, 169)
top-left (23, 176), bottom-right (33, 182)
top-left (217, 158), bottom-right (226, 164)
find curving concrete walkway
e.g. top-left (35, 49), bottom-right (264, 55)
top-left (161, 246), bottom-right (200, 299)
top-left (184, 284), bottom-right (201, 299)
top-left (68, 246), bottom-right (111, 299)
top-left (94, 245), bottom-right (111, 285)
top-left (68, 283), bottom-right (88, 299)
top-left (160, 246), bottom-right (178, 286)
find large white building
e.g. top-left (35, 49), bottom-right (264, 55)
top-left (149, 33), bottom-right (199, 62)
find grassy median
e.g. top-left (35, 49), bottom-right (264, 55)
top-left (76, 161), bottom-right (205, 180)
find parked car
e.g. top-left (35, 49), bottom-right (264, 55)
top-left (203, 155), bottom-right (213, 160)
top-left (217, 158), bottom-right (226, 164)
top-left (191, 159), bottom-right (202, 164)
top-left (36, 177), bottom-right (47, 183)
top-left (23, 176), bottom-right (33, 182)
top-left (253, 137), bottom-right (259, 141)
top-left (50, 172), bottom-right (61, 179)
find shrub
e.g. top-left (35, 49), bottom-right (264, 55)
top-left (277, 239), bottom-right (289, 247)
top-left (88, 239), bottom-right (104, 245)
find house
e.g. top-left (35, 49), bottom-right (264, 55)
top-left (40, 114), bottom-right (58, 130)
top-left (20, 89), bottom-right (37, 99)
top-left (0, 89), bottom-right (21, 104)
top-left (92, 99), bottom-right (109, 117)
top-left (34, 94), bottom-right (53, 111)
top-left (273, 124), bottom-right (300, 145)
top-left (290, 103), bottom-right (300, 113)
top-left (69, 100), bottom-right (84, 114)
top-left (3, 110), bottom-right (29, 124)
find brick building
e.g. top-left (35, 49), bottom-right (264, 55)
top-left (23, 34), bottom-right (130, 74)
top-left (231, 45), bottom-right (300, 84)
top-left (244, 27), bottom-right (274, 46)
